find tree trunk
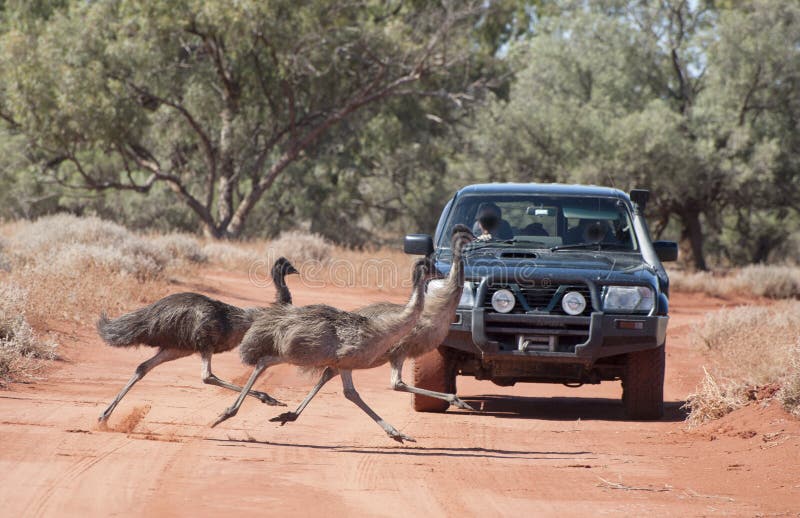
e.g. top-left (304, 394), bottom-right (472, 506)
top-left (217, 106), bottom-right (236, 229)
top-left (681, 209), bottom-right (707, 271)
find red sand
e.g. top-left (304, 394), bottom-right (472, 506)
top-left (1, 269), bottom-right (798, 516)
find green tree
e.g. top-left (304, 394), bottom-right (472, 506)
top-left (455, 0), bottom-right (800, 269)
top-left (0, 0), bottom-right (487, 238)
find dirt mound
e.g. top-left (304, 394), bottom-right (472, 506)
top-left (691, 400), bottom-right (799, 443)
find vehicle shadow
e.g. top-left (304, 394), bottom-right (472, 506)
top-left (461, 394), bottom-right (688, 423)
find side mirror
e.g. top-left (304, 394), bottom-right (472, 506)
top-left (653, 241), bottom-right (678, 262)
top-left (404, 234), bottom-right (434, 256)
top-left (629, 189), bottom-right (650, 211)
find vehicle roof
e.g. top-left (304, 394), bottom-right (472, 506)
top-left (455, 182), bottom-right (630, 199)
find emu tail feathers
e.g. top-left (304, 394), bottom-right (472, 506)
top-left (96, 310), bottom-right (151, 348)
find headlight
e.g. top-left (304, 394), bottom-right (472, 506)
top-left (561, 291), bottom-right (587, 315)
top-left (602, 286), bottom-right (654, 312)
top-left (426, 279), bottom-right (447, 296)
top-left (491, 289), bottom-right (516, 313)
top-left (430, 280), bottom-right (476, 308)
top-left (458, 281), bottom-right (475, 307)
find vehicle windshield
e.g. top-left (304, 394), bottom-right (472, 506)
top-left (439, 194), bottom-right (638, 252)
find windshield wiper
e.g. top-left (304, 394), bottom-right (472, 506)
top-left (550, 242), bottom-right (632, 252)
top-left (464, 238), bottom-right (518, 252)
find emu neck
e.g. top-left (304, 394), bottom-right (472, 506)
top-left (273, 273), bottom-right (292, 305)
top-left (367, 273), bottom-right (427, 355)
top-left (424, 246), bottom-right (466, 317)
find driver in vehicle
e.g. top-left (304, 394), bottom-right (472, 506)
top-left (473, 202), bottom-right (514, 241)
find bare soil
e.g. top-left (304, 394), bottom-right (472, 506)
top-left (1, 269), bottom-right (798, 517)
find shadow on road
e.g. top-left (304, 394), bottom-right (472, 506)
top-left (205, 437), bottom-right (596, 460)
top-left (460, 394), bottom-right (688, 423)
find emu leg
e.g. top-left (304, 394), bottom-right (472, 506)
top-left (201, 352), bottom-right (284, 406)
top-left (270, 367), bottom-right (339, 425)
top-left (99, 348), bottom-right (192, 422)
top-left (211, 356), bottom-right (279, 428)
top-left (390, 358), bottom-right (476, 411)
top-left (340, 370), bottom-right (415, 443)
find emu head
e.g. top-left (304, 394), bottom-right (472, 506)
top-left (411, 256), bottom-right (437, 286)
top-left (271, 257), bottom-right (299, 280)
top-left (450, 223), bottom-right (475, 253)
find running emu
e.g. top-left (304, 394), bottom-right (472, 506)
top-left (211, 257), bottom-right (433, 443)
top-left (270, 225), bottom-right (475, 427)
top-left (96, 257), bottom-right (298, 422)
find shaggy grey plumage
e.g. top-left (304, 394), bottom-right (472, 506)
top-left (96, 257), bottom-right (298, 422)
top-left (268, 225), bottom-right (475, 427)
top-left (211, 258), bottom-right (434, 443)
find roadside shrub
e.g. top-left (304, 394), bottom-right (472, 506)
top-left (3, 215), bottom-right (179, 324)
top-left (669, 266), bottom-right (800, 300)
top-left (0, 236), bottom-right (8, 271)
top-left (732, 265), bottom-right (800, 299)
top-left (668, 269), bottom-right (728, 297)
top-left (266, 230), bottom-right (333, 265)
top-left (685, 302), bottom-right (800, 424)
top-left (151, 233), bottom-right (208, 264)
top-left (690, 303), bottom-right (800, 384)
top-left (0, 283), bottom-right (57, 385)
top-left (202, 241), bottom-right (262, 270)
top-left (778, 345), bottom-right (800, 418)
top-left (9, 214), bottom-right (170, 281)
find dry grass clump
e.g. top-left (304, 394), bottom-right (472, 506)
top-left (778, 345), bottom-right (800, 418)
top-left (266, 230), bottom-right (333, 265)
top-left (669, 265), bottom-right (800, 300)
top-left (732, 265), bottom-right (800, 299)
top-left (668, 269), bottom-right (728, 297)
top-left (0, 282), bottom-right (57, 385)
top-left (2, 215), bottom-right (183, 325)
top-left (685, 302), bottom-right (800, 425)
top-left (0, 236), bottom-right (9, 272)
top-left (683, 368), bottom-right (748, 428)
top-left (150, 233), bottom-right (208, 264)
top-left (202, 241), bottom-right (263, 270)
top-left (9, 214), bottom-right (171, 280)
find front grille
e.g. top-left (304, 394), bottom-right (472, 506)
top-left (484, 283), bottom-right (593, 316)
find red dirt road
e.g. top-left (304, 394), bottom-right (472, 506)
top-left (1, 271), bottom-right (799, 517)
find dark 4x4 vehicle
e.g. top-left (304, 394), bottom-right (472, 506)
top-left (406, 183), bottom-right (677, 419)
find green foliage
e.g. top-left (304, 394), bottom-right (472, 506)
top-left (0, 0), bottom-right (798, 267)
top-left (0, 0), bottom-right (490, 239)
top-left (455, 0), bottom-right (800, 268)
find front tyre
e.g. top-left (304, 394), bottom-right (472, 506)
top-left (412, 346), bottom-right (456, 413)
top-left (622, 344), bottom-right (665, 420)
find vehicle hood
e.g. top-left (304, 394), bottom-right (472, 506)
top-left (436, 248), bottom-right (656, 285)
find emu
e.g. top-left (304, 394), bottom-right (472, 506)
top-left (96, 257), bottom-right (298, 422)
top-left (211, 257), bottom-right (433, 443)
top-left (270, 224), bottom-right (475, 427)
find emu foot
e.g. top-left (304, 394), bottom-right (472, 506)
top-left (269, 411), bottom-right (298, 426)
top-left (98, 406), bottom-right (114, 422)
top-left (387, 429), bottom-right (416, 444)
top-left (211, 407), bottom-right (238, 428)
top-left (451, 397), bottom-right (477, 412)
top-left (253, 391), bottom-right (286, 406)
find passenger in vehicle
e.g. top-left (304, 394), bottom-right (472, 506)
top-left (520, 222), bottom-right (549, 236)
top-left (565, 219), bottom-right (620, 245)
